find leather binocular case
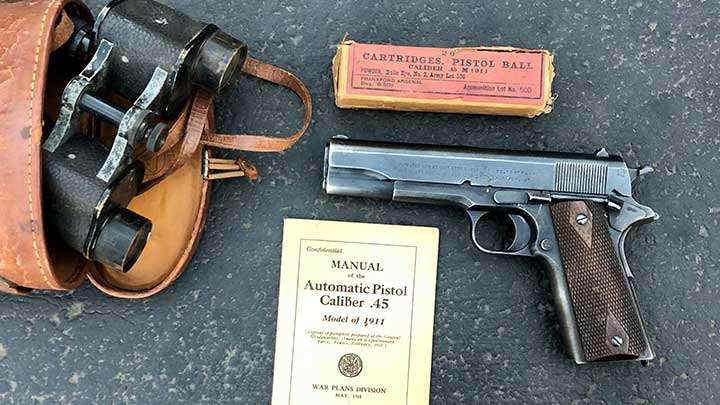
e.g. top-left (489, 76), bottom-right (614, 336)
top-left (0, 0), bottom-right (312, 298)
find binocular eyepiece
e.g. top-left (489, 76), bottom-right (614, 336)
top-left (193, 29), bottom-right (248, 95)
top-left (44, 0), bottom-right (247, 272)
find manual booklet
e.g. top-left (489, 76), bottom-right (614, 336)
top-left (271, 219), bottom-right (439, 405)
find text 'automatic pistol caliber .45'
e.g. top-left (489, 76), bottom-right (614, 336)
top-left (323, 137), bottom-right (659, 364)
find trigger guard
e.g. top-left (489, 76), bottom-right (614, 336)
top-left (468, 210), bottom-right (494, 254)
top-left (467, 210), bottom-right (531, 255)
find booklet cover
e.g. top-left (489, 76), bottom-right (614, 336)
top-left (271, 219), bottom-right (439, 405)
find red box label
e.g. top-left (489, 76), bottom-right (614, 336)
top-left (346, 43), bottom-right (547, 105)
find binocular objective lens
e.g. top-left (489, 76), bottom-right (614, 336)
top-left (91, 209), bottom-right (152, 273)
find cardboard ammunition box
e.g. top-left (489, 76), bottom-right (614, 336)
top-left (332, 40), bottom-right (556, 118)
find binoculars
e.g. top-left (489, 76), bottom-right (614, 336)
top-left (43, 0), bottom-right (247, 272)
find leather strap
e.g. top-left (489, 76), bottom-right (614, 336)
top-left (141, 91), bottom-right (212, 185)
top-left (141, 57), bottom-right (312, 187)
top-left (200, 57), bottom-right (313, 152)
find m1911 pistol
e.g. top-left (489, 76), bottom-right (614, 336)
top-left (323, 137), bottom-right (659, 364)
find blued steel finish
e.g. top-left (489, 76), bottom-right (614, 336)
top-left (323, 137), bottom-right (659, 364)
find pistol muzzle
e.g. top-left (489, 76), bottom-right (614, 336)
top-left (323, 139), bottom-right (394, 200)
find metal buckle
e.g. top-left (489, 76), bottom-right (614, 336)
top-left (202, 149), bottom-right (258, 181)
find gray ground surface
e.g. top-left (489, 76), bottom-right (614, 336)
top-left (2, 0), bottom-right (719, 403)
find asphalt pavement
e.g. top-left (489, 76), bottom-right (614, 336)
top-left (1, 0), bottom-right (718, 403)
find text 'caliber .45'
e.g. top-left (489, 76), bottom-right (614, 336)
top-left (42, 0), bottom-right (247, 272)
top-left (323, 137), bottom-right (659, 365)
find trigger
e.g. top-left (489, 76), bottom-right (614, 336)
top-left (507, 214), bottom-right (532, 252)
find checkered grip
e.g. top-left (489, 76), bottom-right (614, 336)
top-left (550, 201), bottom-right (649, 362)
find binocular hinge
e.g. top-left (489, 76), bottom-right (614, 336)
top-left (202, 150), bottom-right (258, 181)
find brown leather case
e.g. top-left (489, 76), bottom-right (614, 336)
top-left (0, 0), bottom-right (90, 295)
top-left (0, 0), bottom-right (312, 298)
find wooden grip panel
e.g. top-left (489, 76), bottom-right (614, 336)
top-left (550, 201), bottom-right (649, 362)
